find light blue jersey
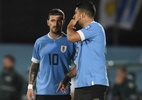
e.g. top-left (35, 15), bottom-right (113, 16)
top-left (31, 33), bottom-right (75, 95)
top-left (75, 21), bottom-right (109, 88)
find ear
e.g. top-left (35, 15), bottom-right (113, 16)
top-left (81, 12), bottom-right (86, 18)
top-left (47, 20), bottom-right (49, 26)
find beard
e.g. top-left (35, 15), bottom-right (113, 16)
top-left (75, 21), bottom-right (83, 29)
top-left (76, 20), bottom-right (83, 27)
top-left (51, 26), bottom-right (61, 34)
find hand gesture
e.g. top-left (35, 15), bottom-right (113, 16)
top-left (68, 16), bottom-right (80, 27)
top-left (56, 82), bottom-right (67, 93)
top-left (27, 89), bottom-right (35, 100)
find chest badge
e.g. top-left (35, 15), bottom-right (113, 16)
top-left (61, 45), bottom-right (67, 53)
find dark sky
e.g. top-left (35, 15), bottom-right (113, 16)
top-left (0, 0), bottom-right (142, 46)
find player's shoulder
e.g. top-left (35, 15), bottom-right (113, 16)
top-left (89, 21), bottom-right (105, 32)
top-left (82, 21), bottom-right (101, 31)
top-left (61, 32), bottom-right (75, 44)
top-left (60, 32), bottom-right (69, 41)
top-left (61, 32), bottom-right (67, 38)
top-left (92, 21), bottom-right (104, 29)
top-left (35, 35), bottom-right (48, 44)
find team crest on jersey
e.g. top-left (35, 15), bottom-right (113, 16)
top-left (61, 45), bottom-right (67, 53)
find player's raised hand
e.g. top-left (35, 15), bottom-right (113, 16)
top-left (27, 89), bottom-right (35, 100)
top-left (68, 16), bottom-right (80, 27)
top-left (56, 82), bottom-right (67, 93)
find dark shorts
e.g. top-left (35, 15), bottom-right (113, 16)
top-left (74, 85), bottom-right (108, 100)
top-left (36, 94), bottom-right (71, 100)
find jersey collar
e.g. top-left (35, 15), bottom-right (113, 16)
top-left (84, 21), bottom-right (95, 29)
top-left (90, 21), bottom-right (95, 24)
top-left (47, 33), bottom-right (64, 40)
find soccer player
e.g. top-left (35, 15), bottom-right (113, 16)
top-left (57, 2), bottom-right (109, 100)
top-left (27, 8), bottom-right (75, 100)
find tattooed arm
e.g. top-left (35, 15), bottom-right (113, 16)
top-left (67, 66), bottom-right (76, 78)
top-left (29, 62), bottom-right (39, 84)
top-left (27, 62), bottom-right (39, 100)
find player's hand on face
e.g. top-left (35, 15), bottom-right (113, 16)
top-left (68, 16), bottom-right (80, 27)
top-left (56, 82), bottom-right (67, 93)
top-left (27, 89), bottom-right (35, 100)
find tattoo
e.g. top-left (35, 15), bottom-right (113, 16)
top-left (68, 71), bottom-right (74, 78)
top-left (29, 62), bottom-right (39, 84)
top-left (67, 66), bottom-right (76, 78)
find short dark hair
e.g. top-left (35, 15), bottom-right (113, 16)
top-left (3, 55), bottom-right (15, 63)
top-left (76, 1), bottom-right (96, 18)
top-left (48, 8), bottom-right (65, 20)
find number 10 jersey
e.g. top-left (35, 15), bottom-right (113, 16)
top-left (31, 33), bottom-right (75, 95)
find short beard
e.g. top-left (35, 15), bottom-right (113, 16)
top-left (77, 21), bottom-right (83, 27)
top-left (51, 30), bottom-right (61, 35)
top-left (51, 26), bottom-right (62, 34)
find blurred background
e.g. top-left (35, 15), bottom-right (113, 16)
top-left (0, 0), bottom-right (142, 100)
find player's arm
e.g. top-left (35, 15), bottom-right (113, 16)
top-left (68, 18), bottom-right (98, 42)
top-left (67, 18), bottom-right (81, 42)
top-left (66, 66), bottom-right (76, 78)
top-left (29, 62), bottom-right (39, 84)
top-left (27, 62), bottom-right (39, 100)
top-left (56, 66), bottom-right (76, 92)
top-left (62, 66), bottom-right (76, 84)
top-left (67, 25), bottom-right (81, 42)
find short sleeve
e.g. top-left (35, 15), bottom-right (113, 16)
top-left (77, 23), bottom-right (100, 41)
top-left (31, 41), bottom-right (40, 63)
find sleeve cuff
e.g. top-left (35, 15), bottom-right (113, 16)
top-left (31, 57), bottom-right (39, 63)
top-left (77, 30), bottom-right (85, 41)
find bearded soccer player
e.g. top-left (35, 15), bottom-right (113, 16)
top-left (57, 2), bottom-right (109, 100)
top-left (27, 8), bottom-right (75, 100)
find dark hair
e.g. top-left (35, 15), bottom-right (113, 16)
top-left (3, 55), bottom-right (15, 63)
top-left (48, 8), bottom-right (65, 20)
top-left (76, 1), bottom-right (96, 18)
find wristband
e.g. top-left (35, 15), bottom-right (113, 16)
top-left (62, 75), bottom-right (71, 84)
top-left (28, 84), bottom-right (33, 89)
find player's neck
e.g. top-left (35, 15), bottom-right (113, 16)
top-left (82, 18), bottom-right (94, 28)
top-left (49, 32), bottom-right (62, 39)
